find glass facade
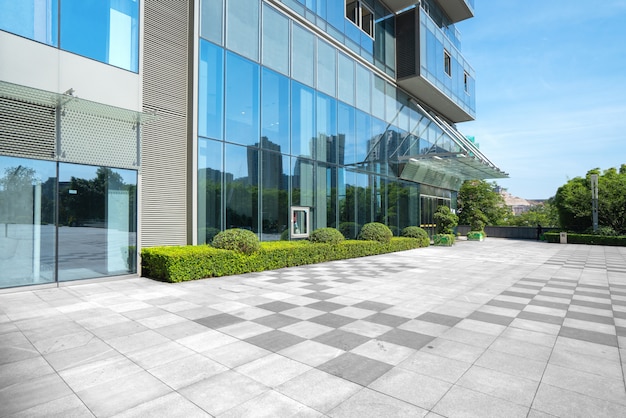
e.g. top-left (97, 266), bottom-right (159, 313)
top-left (0, 0), bottom-right (139, 72)
top-left (196, 0), bottom-right (467, 243)
top-left (0, 156), bottom-right (137, 289)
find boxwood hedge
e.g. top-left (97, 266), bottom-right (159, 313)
top-left (141, 237), bottom-right (426, 283)
top-left (544, 232), bottom-right (626, 246)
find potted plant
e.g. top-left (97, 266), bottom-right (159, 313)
top-left (433, 205), bottom-right (458, 246)
top-left (467, 210), bottom-right (488, 241)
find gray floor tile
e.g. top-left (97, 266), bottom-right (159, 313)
top-left (475, 349), bottom-right (547, 382)
top-left (279, 340), bottom-right (345, 367)
top-left (194, 313), bottom-right (245, 329)
top-left (517, 311), bottom-right (564, 325)
top-left (305, 301), bottom-right (347, 312)
top-left (235, 353), bottom-right (312, 387)
top-left (314, 329), bottom-right (370, 351)
top-left (378, 328), bottom-right (434, 350)
top-left (416, 312), bottom-right (463, 327)
top-left (468, 311), bottom-right (515, 326)
top-left (558, 326), bottom-right (617, 347)
top-left (147, 353), bottom-right (228, 390)
top-left (369, 367), bottom-right (452, 409)
top-left (399, 351), bottom-right (472, 383)
top-left (256, 300), bottom-right (300, 312)
top-left (252, 313), bottom-right (301, 329)
top-left (328, 388), bottom-right (428, 418)
top-left (244, 330), bottom-right (305, 352)
top-left (112, 392), bottom-right (209, 418)
top-left (350, 339), bottom-right (415, 365)
top-left (433, 385), bottom-right (529, 418)
top-left (5, 394), bottom-right (94, 418)
top-left (309, 313), bottom-right (357, 328)
top-left (362, 312), bottom-right (410, 327)
top-left (219, 390), bottom-right (319, 418)
top-left (532, 383), bottom-right (626, 418)
top-left (317, 352), bottom-right (393, 386)
top-left (542, 363), bottom-right (626, 405)
top-left (0, 373), bottom-right (74, 417)
top-left (457, 365), bottom-right (539, 406)
top-left (352, 301), bottom-right (394, 311)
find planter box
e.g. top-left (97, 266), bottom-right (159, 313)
top-left (467, 231), bottom-right (485, 241)
top-left (433, 234), bottom-right (455, 246)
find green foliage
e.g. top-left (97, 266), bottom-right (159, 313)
top-left (433, 234), bottom-right (455, 246)
top-left (141, 238), bottom-right (429, 283)
top-left (502, 202), bottom-right (559, 227)
top-left (433, 206), bottom-right (458, 235)
top-left (458, 180), bottom-right (508, 226)
top-left (544, 232), bottom-right (626, 246)
top-left (553, 166), bottom-right (626, 234)
top-left (211, 228), bottom-right (260, 255)
top-left (468, 209), bottom-right (488, 232)
top-left (467, 231), bottom-right (485, 241)
top-left (358, 222), bottom-right (393, 243)
top-left (401, 226), bottom-right (430, 247)
top-left (338, 222), bottom-right (361, 239)
top-left (309, 228), bottom-right (345, 244)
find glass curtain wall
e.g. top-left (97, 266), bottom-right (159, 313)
top-left (197, 0), bottom-right (456, 242)
top-left (0, 156), bottom-right (137, 289)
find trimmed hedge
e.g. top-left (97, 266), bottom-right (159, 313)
top-left (544, 232), bottom-right (626, 246)
top-left (142, 237), bottom-right (426, 283)
top-left (401, 226), bottom-right (430, 247)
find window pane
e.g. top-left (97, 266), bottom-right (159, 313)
top-left (0, 156), bottom-right (56, 288)
top-left (200, 0), bottom-right (223, 45)
top-left (198, 138), bottom-right (222, 244)
top-left (292, 24), bottom-right (315, 87)
top-left (371, 74), bottom-right (385, 120)
top-left (337, 102), bottom-right (355, 165)
top-left (261, 151), bottom-right (289, 241)
top-left (225, 52), bottom-right (259, 146)
top-left (225, 143), bottom-right (258, 232)
top-left (291, 157), bottom-right (314, 209)
top-left (316, 92), bottom-right (337, 163)
top-left (198, 40), bottom-right (223, 140)
top-left (226, 0), bottom-right (259, 61)
top-left (355, 110), bottom-right (371, 163)
top-left (291, 82), bottom-right (315, 159)
top-left (262, 4), bottom-right (289, 75)
top-left (0, 0), bottom-right (58, 46)
top-left (261, 68), bottom-right (290, 154)
top-left (60, 0), bottom-right (139, 72)
top-left (355, 63), bottom-right (370, 112)
top-left (58, 164), bottom-right (137, 281)
top-left (317, 40), bottom-right (336, 97)
top-left (337, 53), bottom-right (355, 106)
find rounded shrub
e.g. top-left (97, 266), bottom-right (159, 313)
top-left (402, 226), bottom-right (428, 239)
top-left (358, 222), bottom-right (393, 243)
top-left (212, 228), bottom-right (260, 255)
top-left (309, 227), bottom-right (345, 244)
top-left (338, 222), bottom-right (361, 239)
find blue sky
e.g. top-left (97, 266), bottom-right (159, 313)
top-left (457, 0), bottom-right (626, 199)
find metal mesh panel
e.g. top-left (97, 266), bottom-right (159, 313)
top-left (0, 97), bottom-right (55, 160)
top-left (59, 111), bottom-right (138, 169)
top-left (396, 9), bottom-right (418, 79)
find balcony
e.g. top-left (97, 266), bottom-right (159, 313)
top-left (379, 0), bottom-right (473, 23)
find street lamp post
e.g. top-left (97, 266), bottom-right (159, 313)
top-left (591, 174), bottom-right (598, 233)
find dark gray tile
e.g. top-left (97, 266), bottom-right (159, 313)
top-left (253, 314), bottom-right (302, 329)
top-left (267, 278), bottom-right (292, 284)
top-left (302, 284), bottom-right (332, 291)
top-left (305, 292), bottom-right (337, 301)
top-left (538, 291), bottom-right (573, 300)
top-left (501, 290), bottom-right (534, 299)
top-left (487, 300), bottom-right (526, 311)
top-left (195, 314), bottom-right (245, 329)
top-left (302, 279), bottom-right (326, 283)
top-left (611, 300), bottom-right (626, 307)
top-left (578, 284), bottom-right (609, 290)
top-left (569, 300), bottom-right (612, 310)
top-left (334, 278), bottom-right (360, 284)
top-left (614, 311), bottom-right (626, 320)
top-left (317, 353), bottom-right (392, 386)
top-left (467, 311), bottom-right (514, 326)
top-left (566, 311), bottom-right (614, 325)
top-left (545, 284), bottom-right (576, 290)
top-left (515, 284), bottom-right (543, 290)
top-left (416, 312), bottom-right (463, 327)
top-left (529, 299), bottom-right (570, 310)
top-left (377, 329), bottom-right (434, 350)
top-left (309, 313), bottom-right (356, 328)
top-left (521, 278), bottom-right (549, 283)
top-left (257, 301), bottom-right (300, 312)
top-left (313, 330), bottom-right (370, 351)
top-left (574, 291), bottom-right (611, 299)
top-left (616, 326), bottom-right (626, 337)
top-left (352, 301), bottom-right (394, 312)
top-left (363, 313), bottom-right (410, 328)
top-left (517, 311), bottom-right (564, 326)
top-left (306, 301), bottom-right (346, 312)
top-left (245, 330), bottom-right (305, 352)
top-left (559, 327), bottom-right (617, 347)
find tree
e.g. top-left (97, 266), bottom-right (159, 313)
top-left (553, 165), bottom-right (626, 234)
top-left (457, 180), bottom-right (508, 226)
top-left (504, 202), bottom-right (558, 228)
top-left (433, 205), bottom-right (458, 235)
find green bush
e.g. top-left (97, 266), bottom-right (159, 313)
top-left (358, 222), bottom-right (393, 243)
top-left (401, 226), bottom-right (430, 247)
top-left (434, 206), bottom-right (458, 235)
top-left (141, 237), bottom-right (428, 283)
top-left (433, 234), bottom-right (455, 246)
top-left (309, 227), bottom-right (345, 244)
top-left (212, 228), bottom-right (260, 255)
top-left (338, 222), bottom-right (361, 239)
top-left (467, 231), bottom-right (485, 241)
top-left (468, 210), bottom-right (488, 232)
top-left (544, 232), bottom-right (626, 246)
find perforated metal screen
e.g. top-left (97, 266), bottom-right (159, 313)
top-left (0, 97), bottom-right (55, 160)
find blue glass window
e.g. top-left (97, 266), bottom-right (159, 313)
top-left (355, 63), bottom-right (370, 113)
top-left (224, 143), bottom-right (258, 232)
top-left (337, 53), bottom-right (355, 106)
top-left (291, 82), bottom-right (315, 159)
top-left (292, 24), bottom-right (315, 87)
top-left (262, 3), bottom-right (289, 75)
top-left (317, 40), bottom-right (336, 97)
top-left (355, 110), bottom-right (371, 163)
top-left (198, 40), bottom-right (223, 140)
top-left (0, 0), bottom-right (58, 46)
top-left (198, 138), bottom-right (223, 243)
top-left (226, 0), bottom-right (259, 61)
top-left (60, 0), bottom-right (139, 72)
top-left (316, 92), bottom-right (336, 163)
top-left (200, 0), bottom-right (223, 45)
top-left (225, 52), bottom-right (259, 146)
top-left (261, 150), bottom-right (289, 241)
top-left (337, 102), bottom-right (355, 165)
top-left (261, 68), bottom-right (290, 153)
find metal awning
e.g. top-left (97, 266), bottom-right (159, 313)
top-left (0, 80), bottom-right (158, 124)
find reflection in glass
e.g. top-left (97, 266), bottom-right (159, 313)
top-left (337, 53), bottom-right (355, 106)
top-left (57, 163), bottom-right (137, 281)
top-left (261, 151), bottom-right (289, 241)
top-left (200, 0), bottom-right (223, 45)
top-left (198, 138), bottom-right (222, 244)
top-left (292, 157), bottom-right (314, 211)
top-left (292, 24), bottom-right (315, 87)
top-left (225, 52), bottom-right (259, 146)
top-left (291, 82), bottom-right (315, 159)
top-left (262, 3), bottom-right (289, 75)
top-left (0, 157), bottom-right (56, 288)
top-left (60, 0), bottom-right (139, 72)
top-left (226, 0), bottom-right (259, 61)
top-left (225, 143), bottom-right (258, 232)
top-left (0, 0), bottom-right (58, 46)
top-left (199, 40), bottom-right (223, 140)
top-left (317, 40), bottom-right (336, 97)
top-left (338, 103), bottom-right (355, 166)
top-left (261, 68), bottom-right (290, 153)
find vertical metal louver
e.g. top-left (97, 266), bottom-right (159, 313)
top-left (396, 8), bottom-right (418, 79)
top-left (141, 0), bottom-right (192, 247)
top-left (0, 98), bottom-right (55, 160)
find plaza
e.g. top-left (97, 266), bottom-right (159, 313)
top-left (2, 239), bottom-right (626, 417)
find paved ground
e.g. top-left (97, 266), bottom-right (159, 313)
top-left (2, 239), bottom-right (626, 417)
